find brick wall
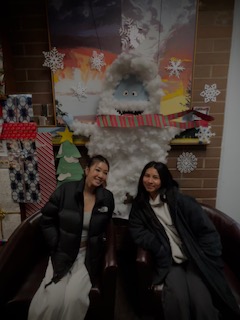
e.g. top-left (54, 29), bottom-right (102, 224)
top-left (1, 0), bottom-right (54, 125)
top-left (168, 0), bottom-right (234, 207)
top-left (1, 0), bottom-right (235, 207)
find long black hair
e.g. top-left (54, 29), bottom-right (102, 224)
top-left (136, 161), bottom-right (178, 202)
top-left (86, 154), bottom-right (110, 171)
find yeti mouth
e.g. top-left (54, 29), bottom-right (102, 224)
top-left (116, 110), bottom-right (143, 116)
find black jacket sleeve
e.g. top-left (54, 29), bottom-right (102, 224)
top-left (129, 202), bottom-right (164, 258)
top-left (179, 195), bottom-right (222, 261)
top-left (40, 191), bottom-right (60, 253)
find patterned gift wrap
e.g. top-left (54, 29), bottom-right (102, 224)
top-left (0, 122), bottom-right (37, 140)
top-left (1, 94), bottom-right (33, 123)
top-left (0, 169), bottom-right (21, 241)
top-left (24, 133), bottom-right (57, 217)
top-left (0, 211), bottom-right (21, 241)
top-left (7, 140), bottom-right (41, 203)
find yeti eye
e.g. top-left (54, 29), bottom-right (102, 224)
top-left (132, 91), bottom-right (137, 96)
top-left (123, 90), bottom-right (128, 96)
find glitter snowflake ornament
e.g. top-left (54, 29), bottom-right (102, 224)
top-left (200, 84), bottom-right (220, 103)
top-left (177, 152), bottom-right (198, 174)
top-left (119, 17), bottom-right (145, 50)
top-left (165, 58), bottom-right (185, 78)
top-left (71, 82), bottom-right (87, 100)
top-left (42, 47), bottom-right (65, 73)
top-left (195, 126), bottom-right (216, 144)
top-left (90, 51), bottom-right (106, 72)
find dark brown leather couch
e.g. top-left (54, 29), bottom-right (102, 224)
top-left (135, 203), bottom-right (240, 318)
top-left (0, 211), bottom-right (118, 320)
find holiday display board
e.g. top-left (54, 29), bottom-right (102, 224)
top-left (73, 53), bottom-right (214, 218)
top-left (45, 0), bottom-right (198, 127)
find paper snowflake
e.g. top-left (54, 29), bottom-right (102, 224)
top-left (165, 58), bottom-right (185, 78)
top-left (195, 126), bottom-right (216, 144)
top-left (42, 47), bottom-right (65, 73)
top-left (200, 84), bottom-right (220, 103)
top-left (119, 17), bottom-right (145, 50)
top-left (71, 82), bottom-right (87, 100)
top-left (89, 51), bottom-right (106, 72)
top-left (177, 152), bottom-right (198, 173)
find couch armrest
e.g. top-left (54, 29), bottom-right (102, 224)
top-left (102, 219), bottom-right (118, 295)
top-left (103, 220), bottom-right (118, 271)
top-left (136, 247), bottom-right (153, 290)
top-left (0, 211), bottom-right (44, 308)
top-left (135, 247), bottom-right (164, 316)
top-left (202, 203), bottom-right (240, 280)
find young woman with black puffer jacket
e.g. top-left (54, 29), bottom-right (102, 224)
top-left (28, 155), bottom-right (115, 320)
top-left (129, 161), bottom-right (240, 320)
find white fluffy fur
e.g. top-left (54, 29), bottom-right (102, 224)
top-left (73, 53), bottom-right (180, 218)
top-left (98, 52), bottom-right (164, 115)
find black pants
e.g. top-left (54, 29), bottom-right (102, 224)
top-left (162, 261), bottom-right (219, 320)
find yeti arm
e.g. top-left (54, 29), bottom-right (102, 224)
top-left (72, 120), bottom-right (98, 137)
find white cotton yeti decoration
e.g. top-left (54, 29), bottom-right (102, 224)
top-left (73, 53), bottom-right (180, 218)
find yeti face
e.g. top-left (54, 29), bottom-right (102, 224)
top-left (98, 74), bottom-right (157, 116)
top-left (97, 53), bottom-right (163, 116)
top-left (113, 75), bottom-right (149, 116)
top-left (113, 75), bottom-right (149, 102)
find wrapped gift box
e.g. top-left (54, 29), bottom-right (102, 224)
top-left (0, 211), bottom-right (21, 241)
top-left (0, 168), bottom-right (21, 240)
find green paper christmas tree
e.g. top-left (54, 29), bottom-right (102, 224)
top-left (56, 128), bottom-right (84, 187)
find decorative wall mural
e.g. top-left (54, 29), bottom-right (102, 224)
top-left (46, 0), bottom-right (198, 125)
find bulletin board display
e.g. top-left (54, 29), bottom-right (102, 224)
top-left (46, 0), bottom-right (198, 125)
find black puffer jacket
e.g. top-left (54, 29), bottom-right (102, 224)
top-left (129, 189), bottom-right (240, 319)
top-left (40, 178), bottom-right (114, 285)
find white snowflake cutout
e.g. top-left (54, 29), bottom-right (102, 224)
top-left (119, 17), bottom-right (145, 50)
top-left (71, 82), bottom-right (87, 100)
top-left (165, 58), bottom-right (185, 78)
top-left (177, 152), bottom-right (198, 174)
top-left (42, 47), bottom-right (65, 73)
top-left (200, 84), bottom-right (220, 103)
top-left (89, 51), bottom-right (106, 72)
top-left (195, 126), bottom-right (216, 144)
